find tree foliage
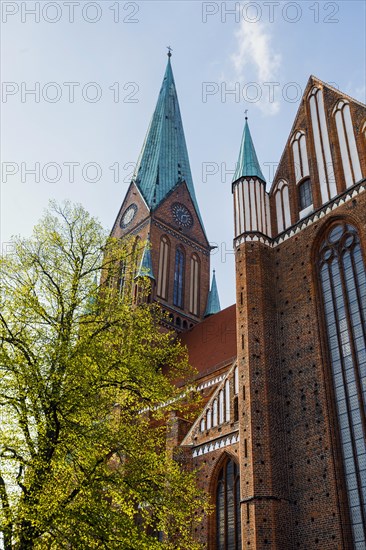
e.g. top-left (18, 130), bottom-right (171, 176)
top-left (0, 201), bottom-right (209, 549)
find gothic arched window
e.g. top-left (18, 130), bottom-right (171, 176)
top-left (157, 236), bottom-right (170, 300)
top-left (173, 247), bottom-right (185, 308)
top-left (274, 179), bottom-right (291, 233)
top-left (291, 130), bottom-right (310, 183)
top-left (216, 457), bottom-right (241, 550)
top-left (318, 221), bottom-right (366, 547)
top-left (206, 408), bottom-right (212, 430)
top-left (189, 253), bottom-right (200, 316)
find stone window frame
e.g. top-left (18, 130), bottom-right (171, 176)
top-left (317, 219), bottom-right (366, 547)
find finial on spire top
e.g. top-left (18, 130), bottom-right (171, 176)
top-left (244, 109), bottom-right (248, 120)
top-left (167, 46), bottom-right (173, 58)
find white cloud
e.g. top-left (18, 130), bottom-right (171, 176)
top-left (231, 19), bottom-right (282, 115)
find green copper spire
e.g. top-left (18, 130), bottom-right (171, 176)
top-left (233, 118), bottom-right (266, 182)
top-left (132, 54), bottom-right (205, 230)
top-left (135, 238), bottom-right (155, 280)
top-left (204, 270), bottom-right (221, 317)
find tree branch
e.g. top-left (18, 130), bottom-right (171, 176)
top-left (0, 471), bottom-right (13, 550)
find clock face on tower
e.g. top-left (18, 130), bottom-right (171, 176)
top-left (171, 203), bottom-right (193, 229)
top-left (120, 203), bottom-right (138, 229)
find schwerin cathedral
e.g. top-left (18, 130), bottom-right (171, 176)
top-left (110, 53), bottom-right (366, 549)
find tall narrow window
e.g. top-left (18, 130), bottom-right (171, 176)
top-left (225, 380), bottom-right (230, 422)
top-left (219, 390), bottom-right (224, 424)
top-left (216, 457), bottom-right (241, 550)
top-left (207, 409), bottom-right (212, 430)
top-left (274, 179), bottom-right (291, 233)
top-left (157, 236), bottom-right (170, 300)
top-left (173, 247), bottom-right (185, 309)
top-left (189, 254), bottom-right (200, 315)
top-left (291, 130), bottom-right (310, 183)
top-left (233, 397), bottom-right (239, 423)
top-left (298, 178), bottom-right (313, 212)
top-left (213, 399), bottom-right (218, 427)
top-left (118, 260), bottom-right (126, 297)
top-left (234, 367), bottom-right (239, 395)
top-left (318, 222), bottom-right (366, 548)
top-left (333, 100), bottom-right (362, 188)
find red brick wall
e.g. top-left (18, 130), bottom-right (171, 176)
top-left (234, 188), bottom-right (366, 549)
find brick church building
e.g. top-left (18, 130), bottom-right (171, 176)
top-left (111, 54), bottom-right (366, 549)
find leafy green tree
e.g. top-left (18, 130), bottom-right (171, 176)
top-left (0, 201), bottom-right (209, 550)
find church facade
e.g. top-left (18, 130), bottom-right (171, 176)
top-left (111, 55), bottom-right (366, 549)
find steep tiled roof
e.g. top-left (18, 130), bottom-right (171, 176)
top-left (180, 304), bottom-right (237, 379)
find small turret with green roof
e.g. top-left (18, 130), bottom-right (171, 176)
top-left (233, 117), bottom-right (266, 184)
top-left (135, 237), bottom-right (155, 281)
top-left (232, 116), bottom-right (271, 238)
top-left (204, 270), bottom-right (221, 317)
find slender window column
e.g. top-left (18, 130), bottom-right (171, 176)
top-left (333, 100), bottom-right (362, 188)
top-left (318, 222), bottom-right (366, 548)
top-left (157, 236), bottom-right (170, 299)
top-left (189, 254), bottom-right (200, 315)
top-left (225, 380), bottom-right (230, 422)
top-left (216, 458), bottom-right (241, 549)
top-left (173, 247), bottom-right (185, 308)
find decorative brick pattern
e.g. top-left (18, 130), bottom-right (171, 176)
top-left (176, 80), bottom-right (365, 549)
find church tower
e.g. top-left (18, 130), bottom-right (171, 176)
top-left (232, 118), bottom-right (290, 548)
top-left (111, 53), bottom-right (211, 331)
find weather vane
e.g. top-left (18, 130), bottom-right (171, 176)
top-left (167, 46), bottom-right (173, 57)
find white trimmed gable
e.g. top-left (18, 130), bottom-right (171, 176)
top-left (181, 361), bottom-right (239, 447)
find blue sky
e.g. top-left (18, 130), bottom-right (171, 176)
top-left (1, 0), bottom-right (365, 308)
